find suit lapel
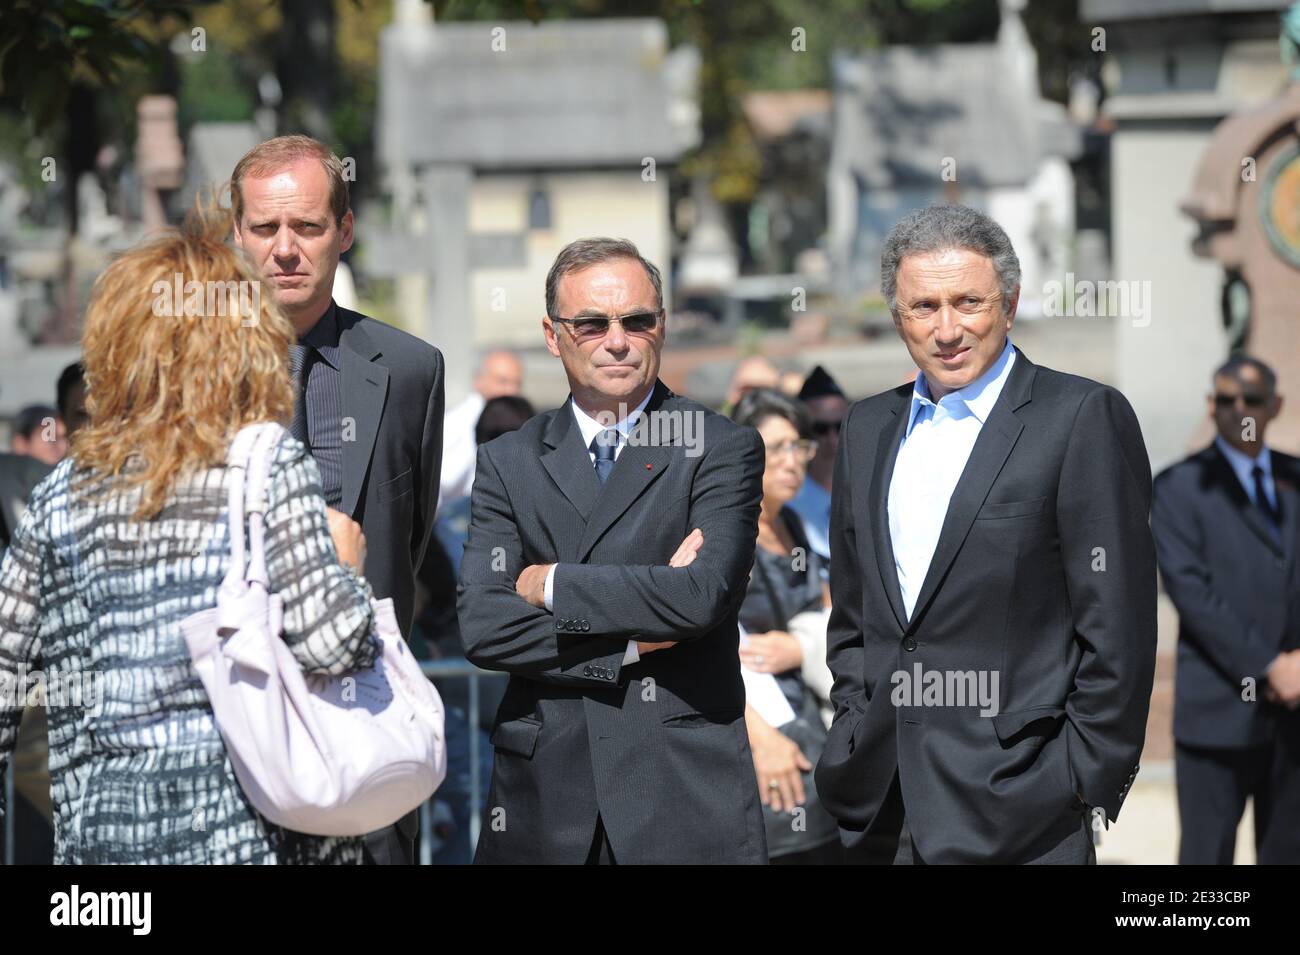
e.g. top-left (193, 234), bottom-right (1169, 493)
top-left (1211, 445), bottom-right (1284, 557)
top-left (576, 382), bottom-right (674, 562)
top-left (339, 317), bottom-right (389, 518)
top-left (869, 391), bottom-right (911, 633)
top-left (905, 351), bottom-right (1034, 629)
top-left (541, 403), bottom-right (601, 524)
top-left (1276, 461), bottom-right (1299, 563)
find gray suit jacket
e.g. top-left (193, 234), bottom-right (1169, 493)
top-left (457, 380), bottom-right (768, 863)
top-left (333, 305), bottom-right (444, 641)
top-left (333, 305), bottom-right (444, 863)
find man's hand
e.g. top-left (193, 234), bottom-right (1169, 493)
top-left (325, 506), bottom-right (366, 573)
top-left (636, 530), bottom-right (705, 657)
top-left (1265, 651), bottom-right (1300, 709)
top-left (739, 630), bottom-right (803, 674)
top-left (669, 528), bottom-right (704, 568)
top-left (515, 563), bottom-right (553, 609)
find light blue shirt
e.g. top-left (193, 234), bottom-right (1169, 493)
top-left (888, 340), bottom-right (1017, 620)
top-left (788, 476), bottom-right (832, 561)
top-left (1214, 435), bottom-right (1277, 513)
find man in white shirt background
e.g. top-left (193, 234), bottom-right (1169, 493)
top-left (437, 350), bottom-right (524, 518)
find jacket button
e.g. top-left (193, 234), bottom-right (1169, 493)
top-left (582, 621), bottom-right (590, 631)
top-left (583, 665), bottom-right (593, 676)
top-left (555, 620), bottom-right (562, 631)
top-left (902, 637), bottom-right (917, 651)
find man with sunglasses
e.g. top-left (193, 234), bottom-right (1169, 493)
top-left (457, 237), bottom-right (768, 863)
top-left (1152, 355), bottom-right (1300, 864)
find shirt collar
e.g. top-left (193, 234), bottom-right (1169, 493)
top-left (906, 339), bottom-right (1016, 437)
top-left (570, 387), bottom-right (654, 449)
top-left (299, 300), bottom-right (341, 369)
top-left (1215, 435), bottom-right (1272, 486)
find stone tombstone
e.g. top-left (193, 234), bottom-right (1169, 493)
top-left (1183, 3), bottom-right (1300, 451)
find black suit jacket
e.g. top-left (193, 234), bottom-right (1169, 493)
top-left (333, 305), bottom-right (444, 641)
top-left (0, 453), bottom-right (52, 561)
top-left (457, 380), bottom-right (768, 863)
top-left (1151, 444), bottom-right (1300, 749)
top-left (814, 348), bottom-right (1158, 863)
top-left (332, 306), bottom-right (443, 864)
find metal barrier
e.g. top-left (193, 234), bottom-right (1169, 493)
top-left (1, 659), bottom-right (494, 866)
top-left (417, 657), bottom-right (491, 865)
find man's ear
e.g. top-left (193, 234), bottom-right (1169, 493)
top-left (1005, 287), bottom-right (1020, 330)
top-left (338, 209), bottom-right (355, 255)
top-left (543, 317), bottom-right (561, 359)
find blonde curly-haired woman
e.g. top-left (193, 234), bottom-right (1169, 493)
top-left (0, 211), bottom-right (376, 863)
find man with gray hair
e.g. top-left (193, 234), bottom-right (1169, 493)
top-left (814, 204), bottom-right (1158, 863)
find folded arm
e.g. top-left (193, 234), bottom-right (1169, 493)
top-left (456, 445), bottom-right (629, 687)
top-left (549, 424), bottom-right (764, 641)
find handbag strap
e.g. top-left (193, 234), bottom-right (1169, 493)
top-left (219, 422), bottom-right (284, 594)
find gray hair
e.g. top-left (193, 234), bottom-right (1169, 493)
top-left (880, 205), bottom-right (1021, 315)
top-left (545, 237), bottom-right (664, 318)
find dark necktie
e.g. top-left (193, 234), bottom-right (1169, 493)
top-left (1253, 465), bottom-right (1281, 530)
top-left (289, 343), bottom-right (310, 446)
top-left (590, 429), bottom-right (619, 485)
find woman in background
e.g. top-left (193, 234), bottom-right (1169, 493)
top-left (732, 388), bottom-right (842, 865)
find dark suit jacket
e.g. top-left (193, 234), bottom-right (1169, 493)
top-left (0, 453), bottom-right (52, 561)
top-left (333, 305), bottom-right (444, 641)
top-left (814, 348), bottom-right (1158, 864)
top-left (457, 380), bottom-right (768, 864)
top-left (332, 306), bottom-right (443, 864)
top-left (1151, 444), bottom-right (1300, 749)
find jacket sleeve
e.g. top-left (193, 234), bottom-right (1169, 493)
top-left (1151, 469), bottom-right (1280, 681)
top-left (825, 403), bottom-right (867, 713)
top-left (412, 346), bottom-right (445, 576)
top-left (456, 444), bottom-right (628, 687)
top-left (264, 439), bottom-right (377, 676)
top-left (0, 484), bottom-right (47, 815)
top-left (549, 423), bottom-right (764, 642)
top-left (1056, 385), bottom-right (1158, 823)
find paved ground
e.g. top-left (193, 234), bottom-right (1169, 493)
top-left (1097, 761), bottom-right (1258, 865)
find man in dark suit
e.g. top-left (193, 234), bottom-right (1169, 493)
top-left (457, 237), bottom-right (767, 864)
top-left (1152, 355), bottom-right (1300, 864)
top-left (232, 135), bottom-right (444, 865)
top-left (815, 204), bottom-right (1158, 864)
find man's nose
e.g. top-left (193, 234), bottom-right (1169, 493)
top-left (603, 320), bottom-right (629, 352)
top-left (934, 305), bottom-right (962, 343)
top-left (272, 226), bottom-right (298, 260)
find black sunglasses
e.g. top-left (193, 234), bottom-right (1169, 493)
top-left (550, 310), bottom-right (662, 338)
top-left (811, 420), bottom-right (841, 437)
top-left (1214, 393), bottom-right (1269, 409)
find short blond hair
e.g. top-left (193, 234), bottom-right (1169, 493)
top-left (230, 134), bottom-right (349, 226)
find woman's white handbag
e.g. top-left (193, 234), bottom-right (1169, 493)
top-left (182, 423), bottom-right (446, 837)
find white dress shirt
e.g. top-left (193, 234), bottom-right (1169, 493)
top-left (1214, 435), bottom-right (1278, 513)
top-left (436, 391), bottom-right (486, 519)
top-left (888, 340), bottom-right (1017, 620)
top-left (544, 389), bottom-right (655, 665)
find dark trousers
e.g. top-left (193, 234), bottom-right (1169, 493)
top-left (841, 773), bottom-right (1095, 864)
top-left (1176, 736), bottom-right (1300, 865)
top-left (362, 809), bottom-right (419, 865)
top-left (584, 814), bottom-right (616, 865)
